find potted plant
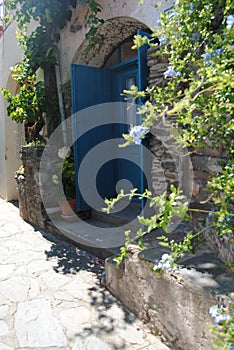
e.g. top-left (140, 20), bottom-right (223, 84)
top-left (52, 146), bottom-right (77, 219)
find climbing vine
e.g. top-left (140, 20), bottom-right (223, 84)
top-left (2, 0), bottom-right (103, 136)
top-left (120, 0), bottom-right (234, 237)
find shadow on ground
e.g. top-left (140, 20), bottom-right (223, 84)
top-left (41, 228), bottom-right (105, 276)
top-left (77, 283), bottom-right (137, 349)
top-left (40, 227), bottom-right (138, 349)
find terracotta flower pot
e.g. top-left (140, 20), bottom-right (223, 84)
top-left (59, 199), bottom-right (77, 218)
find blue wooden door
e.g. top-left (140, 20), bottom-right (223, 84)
top-left (112, 62), bottom-right (143, 199)
top-left (71, 65), bottom-right (117, 211)
top-left (71, 30), bottom-right (150, 212)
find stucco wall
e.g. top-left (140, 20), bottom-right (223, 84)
top-left (58, 0), bottom-right (173, 83)
top-left (0, 21), bottom-right (23, 201)
top-left (0, 89), bottom-right (7, 199)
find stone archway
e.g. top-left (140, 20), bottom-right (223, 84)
top-left (72, 16), bottom-right (149, 67)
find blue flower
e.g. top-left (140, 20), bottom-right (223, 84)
top-left (204, 52), bottom-right (212, 65)
top-left (156, 19), bottom-right (161, 27)
top-left (189, 4), bottom-right (194, 14)
top-left (209, 305), bottom-right (231, 324)
top-left (225, 215), bottom-right (234, 224)
top-left (208, 208), bottom-right (215, 217)
top-left (164, 66), bottom-right (181, 78)
top-left (162, 260), bottom-right (173, 270)
top-left (228, 345), bottom-right (233, 350)
top-left (129, 125), bottom-right (149, 145)
top-left (226, 15), bottom-right (234, 29)
top-left (159, 34), bottom-right (170, 46)
top-left (213, 48), bottom-right (223, 56)
top-left (209, 305), bottom-right (219, 318)
top-left (214, 313), bottom-right (231, 324)
top-left (204, 48), bottom-right (222, 65)
top-left (154, 253), bottom-right (175, 271)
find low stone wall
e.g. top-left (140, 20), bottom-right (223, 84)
top-left (15, 145), bottom-right (48, 228)
top-left (205, 220), bottom-right (234, 264)
top-left (105, 246), bottom-right (233, 350)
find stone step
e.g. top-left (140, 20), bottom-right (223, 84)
top-left (48, 213), bottom-right (139, 259)
top-left (91, 207), bottom-right (142, 232)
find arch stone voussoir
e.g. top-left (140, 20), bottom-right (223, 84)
top-left (72, 16), bottom-right (149, 67)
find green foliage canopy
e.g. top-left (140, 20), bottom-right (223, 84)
top-left (2, 0), bottom-right (103, 130)
top-left (131, 0), bottom-right (234, 235)
top-left (4, 0), bottom-right (103, 71)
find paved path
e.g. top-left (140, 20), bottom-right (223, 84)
top-left (0, 199), bottom-right (170, 350)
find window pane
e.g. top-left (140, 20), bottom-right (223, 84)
top-left (121, 41), bottom-right (137, 62)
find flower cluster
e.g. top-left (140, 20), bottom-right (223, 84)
top-left (129, 125), bottom-right (149, 145)
top-left (153, 253), bottom-right (175, 272)
top-left (158, 34), bottom-right (170, 46)
top-left (163, 66), bottom-right (181, 79)
top-left (209, 305), bottom-right (232, 324)
top-left (226, 15), bottom-right (234, 29)
top-left (58, 146), bottom-right (71, 160)
top-left (189, 3), bottom-right (194, 14)
top-left (203, 48), bottom-right (222, 65)
top-left (52, 146), bottom-right (73, 186)
top-left (52, 146), bottom-right (76, 201)
top-left (209, 302), bottom-right (234, 350)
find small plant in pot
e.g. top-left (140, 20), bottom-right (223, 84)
top-left (52, 146), bottom-right (77, 219)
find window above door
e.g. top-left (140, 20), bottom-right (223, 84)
top-left (104, 37), bottom-right (138, 68)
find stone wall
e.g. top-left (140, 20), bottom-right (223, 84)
top-left (105, 246), bottom-right (233, 350)
top-left (147, 47), bottom-right (192, 207)
top-left (15, 146), bottom-right (49, 229)
top-left (147, 46), bottom-right (234, 262)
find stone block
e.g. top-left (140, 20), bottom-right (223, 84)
top-left (15, 299), bottom-right (67, 348)
top-left (164, 171), bottom-right (177, 180)
top-left (161, 160), bottom-right (177, 170)
top-left (192, 156), bottom-right (223, 173)
top-left (193, 170), bottom-right (210, 181)
top-left (149, 63), bottom-right (169, 72)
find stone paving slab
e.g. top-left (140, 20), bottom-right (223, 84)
top-left (0, 199), bottom-right (170, 350)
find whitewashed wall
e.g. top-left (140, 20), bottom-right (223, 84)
top-left (0, 21), bottom-right (23, 201)
top-left (58, 0), bottom-right (173, 82)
